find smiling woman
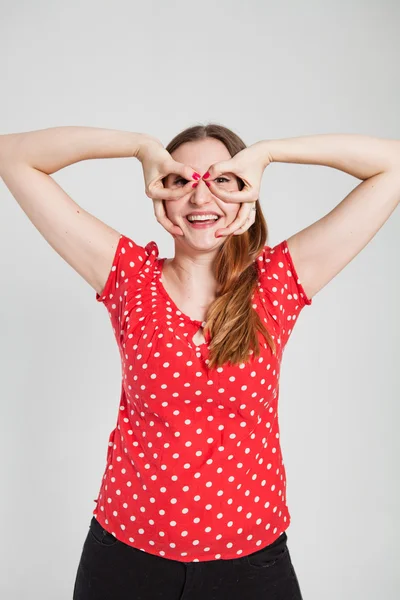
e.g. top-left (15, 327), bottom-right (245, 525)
top-left (159, 124), bottom-right (274, 369)
top-left (3, 121), bottom-right (398, 600)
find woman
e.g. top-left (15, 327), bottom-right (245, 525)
top-left (1, 124), bottom-right (399, 599)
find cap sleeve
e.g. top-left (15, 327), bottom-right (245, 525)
top-left (256, 239), bottom-right (312, 350)
top-left (96, 234), bottom-right (158, 333)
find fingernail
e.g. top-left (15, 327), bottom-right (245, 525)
top-left (192, 182), bottom-right (198, 188)
top-left (192, 172), bottom-right (201, 180)
top-left (205, 181), bottom-right (210, 187)
top-left (203, 171), bottom-right (210, 179)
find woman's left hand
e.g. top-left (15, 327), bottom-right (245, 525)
top-left (202, 140), bottom-right (272, 237)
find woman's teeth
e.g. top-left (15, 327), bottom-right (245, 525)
top-left (186, 215), bottom-right (220, 228)
top-left (187, 215), bottom-right (219, 222)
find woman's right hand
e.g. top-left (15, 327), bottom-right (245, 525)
top-left (137, 136), bottom-right (200, 236)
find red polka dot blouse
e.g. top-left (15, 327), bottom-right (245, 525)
top-left (93, 234), bottom-right (312, 562)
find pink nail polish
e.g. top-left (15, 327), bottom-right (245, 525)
top-left (203, 171), bottom-right (210, 179)
top-left (192, 182), bottom-right (198, 188)
top-left (205, 181), bottom-right (210, 187)
top-left (193, 172), bottom-right (201, 180)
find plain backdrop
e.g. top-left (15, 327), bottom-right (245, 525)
top-left (1, 1), bottom-right (399, 598)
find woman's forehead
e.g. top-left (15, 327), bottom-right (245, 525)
top-left (170, 138), bottom-right (231, 166)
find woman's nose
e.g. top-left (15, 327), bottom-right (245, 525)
top-left (190, 179), bottom-right (212, 200)
top-left (192, 179), bottom-right (211, 194)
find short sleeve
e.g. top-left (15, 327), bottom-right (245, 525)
top-left (256, 239), bottom-right (312, 350)
top-left (96, 234), bottom-right (158, 335)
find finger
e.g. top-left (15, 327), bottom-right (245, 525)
top-left (233, 212), bottom-right (256, 235)
top-left (174, 162), bottom-right (200, 182)
top-left (205, 182), bottom-right (258, 203)
top-left (149, 179), bottom-right (197, 201)
top-left (153, 199), bottom-right (183, 236)
top-left (215, 202), bottom-right (253, 237)
top-left (205, 160), bottom-right (237, 179)
top-left (159, 160), bottom-right (200, 190)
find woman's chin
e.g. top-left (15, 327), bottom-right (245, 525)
top-left (177, 230), bottom-right (223, 249)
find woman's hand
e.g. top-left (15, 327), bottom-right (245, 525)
top-left (137, 136), bottom-right (199, 236)
top-left (203, 141), bottom-right (272, 237)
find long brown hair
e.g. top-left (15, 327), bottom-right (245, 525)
top-left (164, 123), bottom-right (276, 369)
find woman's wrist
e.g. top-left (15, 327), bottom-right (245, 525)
top-left (250, 140), bottom-right (274, 169)
top-left (135, 133), bottom-right (163, 162)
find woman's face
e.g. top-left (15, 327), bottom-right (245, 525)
top-left (163, 138), bottom-right (241, 251)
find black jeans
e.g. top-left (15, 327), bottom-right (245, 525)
top-left (73, 516), bottom-right (303, 599)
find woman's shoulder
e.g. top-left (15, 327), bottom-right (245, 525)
top-left (255, 239), bottom-right (311, 307)
top-left (96, 234), bottom-right (161, 304)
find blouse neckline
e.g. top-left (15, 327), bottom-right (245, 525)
top-left (156, 258), bottom-right (206, 329)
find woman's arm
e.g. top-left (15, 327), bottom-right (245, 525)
top-left (263, 133), bottom-right (400, 179)
top-left (0, 126), bottom-right (159, 174)
top-left (260, 134), bottom-right (400, 300)
top-left (0, 127), bottom-right (158, 295)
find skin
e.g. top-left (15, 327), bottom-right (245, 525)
top-left (162, 138), bottom-right (241, 306)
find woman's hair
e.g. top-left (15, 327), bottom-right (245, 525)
top-left (163, 123), bottom-right (276, 369)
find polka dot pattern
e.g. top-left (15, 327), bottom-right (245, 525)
top-left (93, 234), bottom-right (312, 562)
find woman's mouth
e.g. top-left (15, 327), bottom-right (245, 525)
top-left (185, 215), bottom-right (221, 229)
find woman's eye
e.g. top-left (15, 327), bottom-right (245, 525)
top-left (174, 177), bottom-right (229, 185)
top-left (174, 178), bottom-right (188, 186)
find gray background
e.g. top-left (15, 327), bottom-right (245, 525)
top-left (1, 0), bottom-right (399, 598)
